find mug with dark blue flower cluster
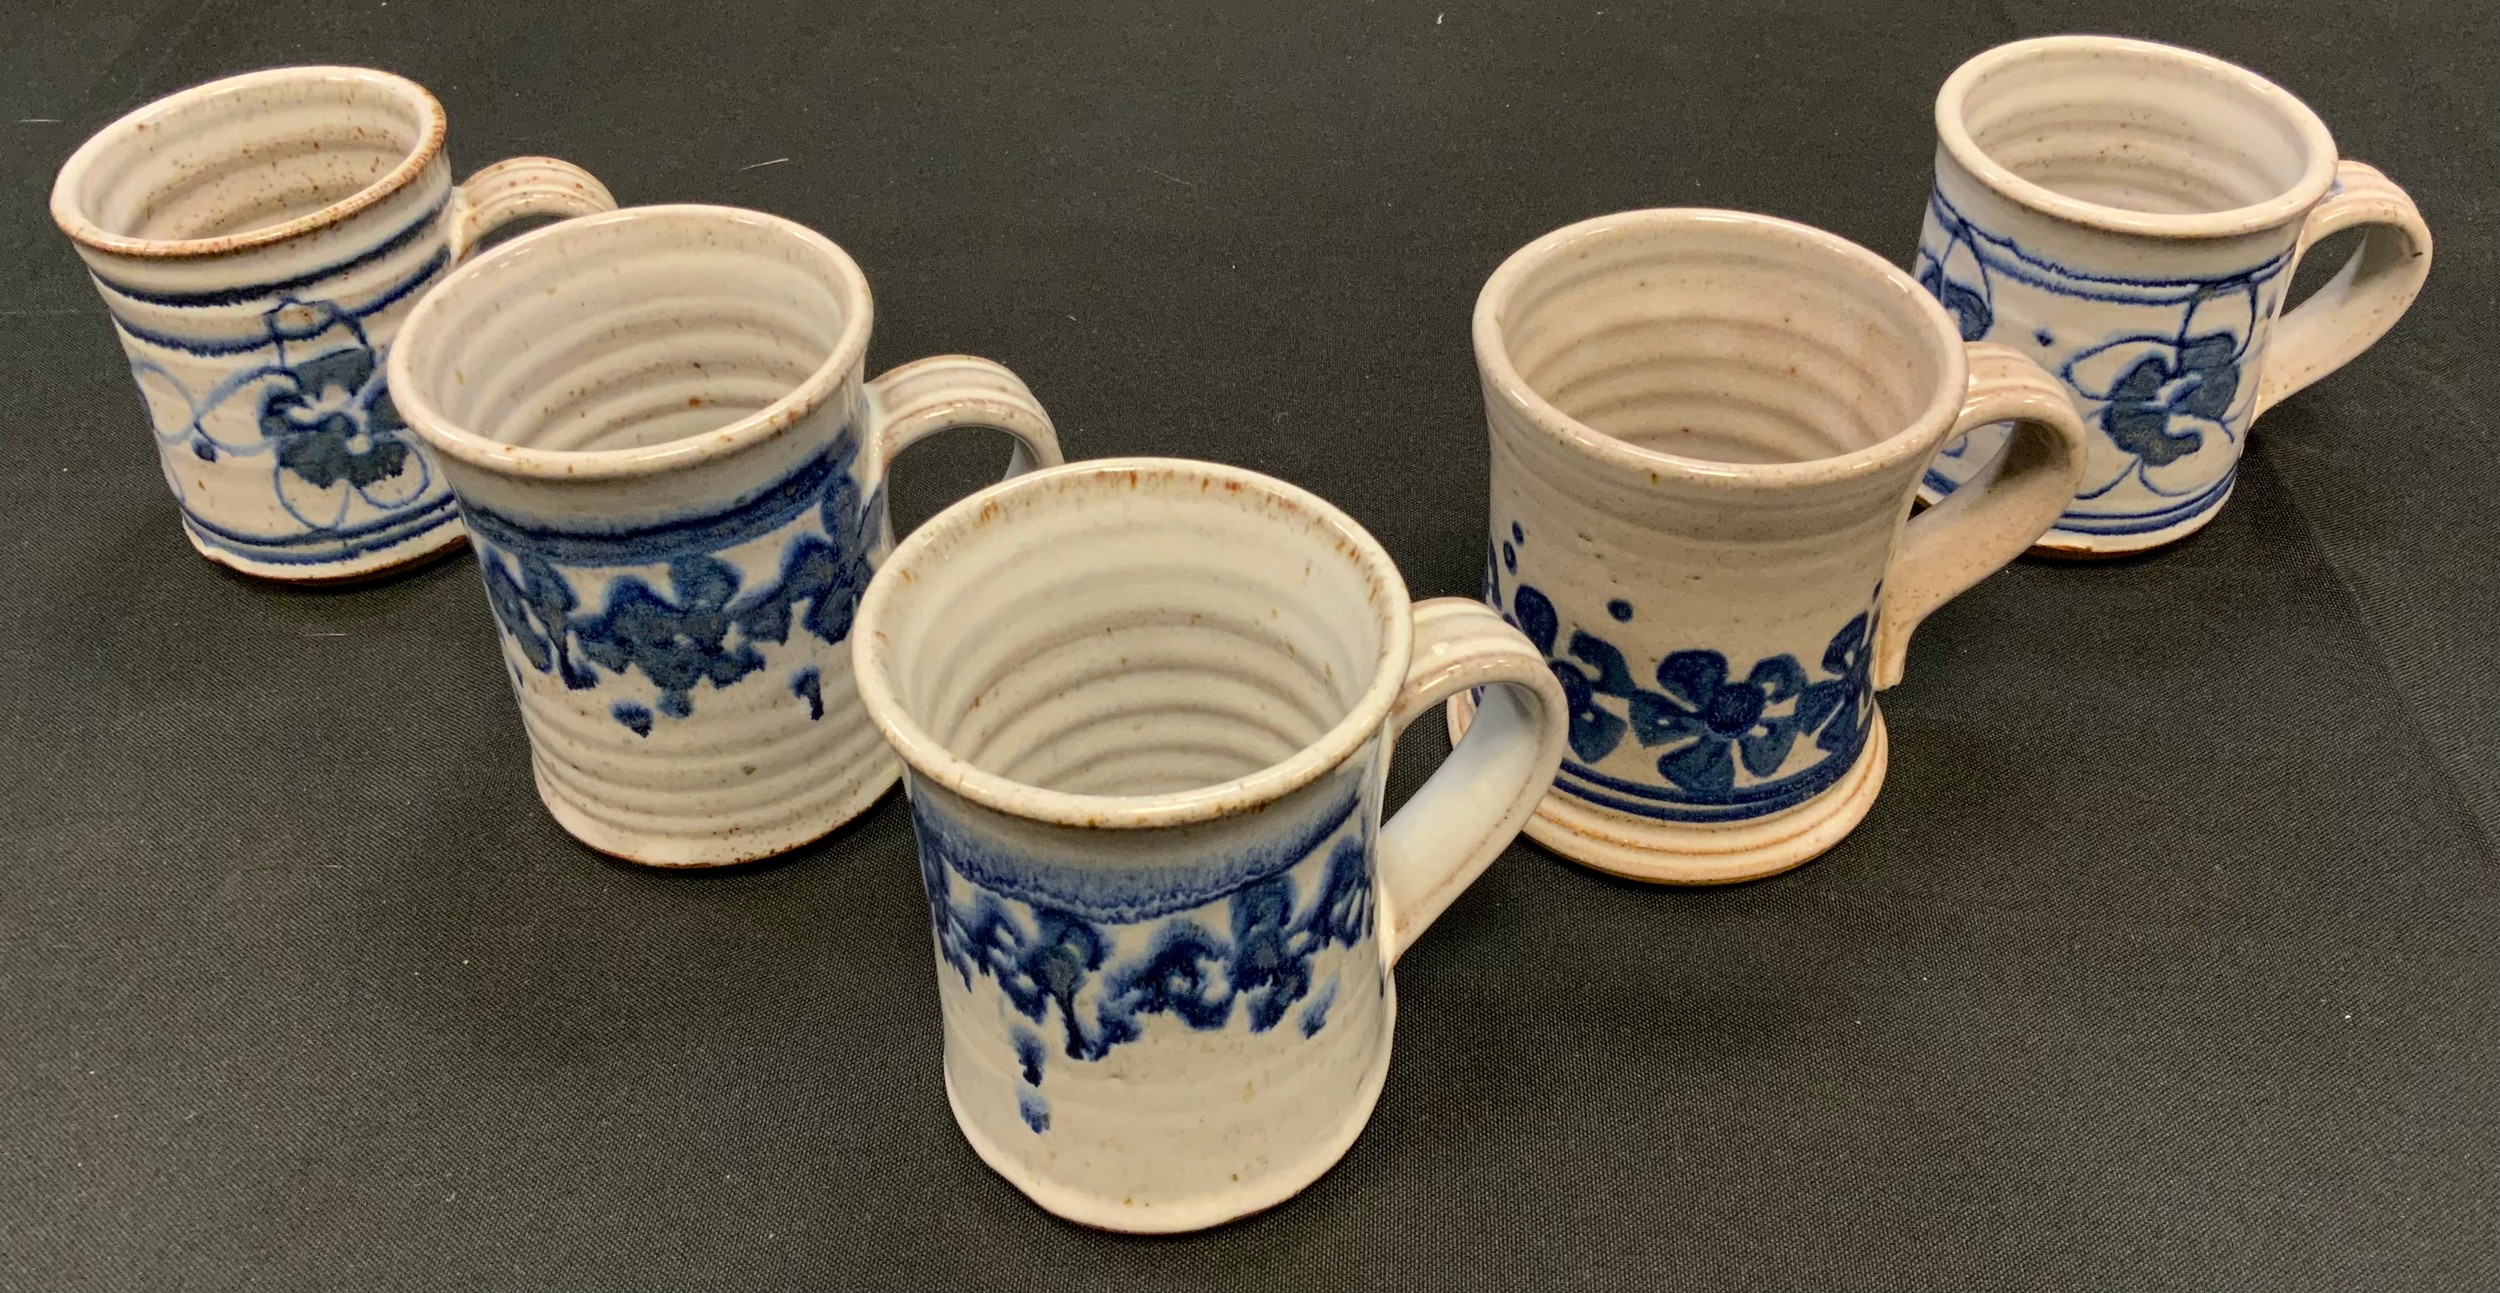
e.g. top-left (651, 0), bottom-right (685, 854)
top-left (50, 66), bottom-right (616, 581)
top-left (388, 205), bottom-right (1062, 866)
top-left (1914, 35), bottom-right (2432, 556)
top-left (1450, 208), bottom-right (2092, 884)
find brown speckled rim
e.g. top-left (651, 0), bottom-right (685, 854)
top-left (51, 65), bottom-right (446, 260)
top-left (853, 458), bottom-right (1415, 832)
top-left (1937, 35), bottom-right (2339, 240)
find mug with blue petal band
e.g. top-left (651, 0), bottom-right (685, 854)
top-left (851, 457), bottom-right (1569, 1232)
top-left (389, 204), bottom-right (1062, 866)
top-left (1914, 35), bottom-right (2432, 556)
top-left (50, 65), bottom-right (616, 581)
top-left (1452, 208), bottom-right (2091, 885)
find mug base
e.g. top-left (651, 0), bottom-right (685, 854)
top-left (942, 981), bottom-right (1397, 1234)
top-left (531, 759), bottom-right (899, 868)
top-left (1916, 480), bottom-right (2233, 559)
top-left (1448, 692), bottom-right (1889, 884)
top-left (179, 514), bottom-right (472, 584)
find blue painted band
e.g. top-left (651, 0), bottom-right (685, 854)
top-left (110, 247), bottom-right (451, 358)
top-left (1926, 465), bottom-right (2237, 537)
top-left (87, 197), bottom-right (450, 308)
top-left (178, 491), bottom-right (459, 563)
top-left (1927, 188), bottom-right (2291, 304)
top-left (915, 779), bottom-right (1366, 924)
top-left (1553, 717), bottom-right (1867, 823)
top-left (457, 443), bottom-right (849, 567)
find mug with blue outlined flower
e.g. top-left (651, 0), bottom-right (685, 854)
top-left (1913, 36), bottom-right (2431, 556)
top-left (50, 66), bottom-right (614, 581)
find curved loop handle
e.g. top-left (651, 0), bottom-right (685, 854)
top-left (2253, 160), bottom-right (2432, 418)
top-left (1874, 343), bottom-right (2090, 688)
top-left (444, 156), bottom-right (617, 261)
top-left (1376, 598), bottom-right (1568, 965)
top-left (864, 354), bottom-right (1064, 499)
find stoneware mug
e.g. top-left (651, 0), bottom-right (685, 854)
top-left (1450, 208), bottom-right (2092, 885)
top-left (50, 65), bottom-right (616, 581)
top-left (1913, 35), bottom-right (2432, 555)
top-left (850, 457), bottom-right (1570, 1232)
top-left (389, 205), bottom-right (1063, 866)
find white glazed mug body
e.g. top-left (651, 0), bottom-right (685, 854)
top-left (1914, 36), bottom-right (2431, 553)
top-left (852, 459), bottom-right (1569, 1231)
top-left (1465, 209), bottom-right (2091, 883)
top-left (50, 66), bottom-right (614, 580)
top-left (388, 206), bottom-right (1060, 866)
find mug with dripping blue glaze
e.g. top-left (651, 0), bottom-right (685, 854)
top-left (1450, 208), bottom-right (2091, 885)
top-left (50, 66), bottom-right (616, 581)
top-left (389, 205), bottom-right (1062, 866)
top-left (1913, 35), bottom-right (2432, 556)
top-left (850, 458), bottom-right (1569, 1232)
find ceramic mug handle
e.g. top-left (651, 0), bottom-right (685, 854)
top-left (1873, 343), bottom-right (2091, 688)
top-left (864, 355), bottom-right (1065, 496)
top-left (2252, 160), bottom-right (2433, 418)
top-left (443, 156), bottom-right (618, 259)
top-left (1376, 598), bottom-right (1569, 964)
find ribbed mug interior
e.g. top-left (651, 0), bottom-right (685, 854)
top-left (65, 74), bottom-right (427, 242)
top-left (1956, 46), bottom-right (2318, 216)
top-left (1496, 219), bottom-right (1943, 465)
top-left (404, 212), bottom-right (849, 454)
top-left (880, 471), bottom-right (1387, 798)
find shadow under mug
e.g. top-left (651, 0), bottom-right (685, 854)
top-left (51, 65), bottom-right (616, 581)
top-left (1453, 208), bottom-right (2091, 884)
top-left (1914, 35), bottom-right (2433, 556)
top-left (389, 205), bottom-right (1062, 866)
top-left (850, 458), bottom-right (1569, 1232)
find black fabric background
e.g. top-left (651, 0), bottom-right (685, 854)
top-left (3, 2), bottom-right (2495, 1289)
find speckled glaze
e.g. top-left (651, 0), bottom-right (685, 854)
top-left (50, 66), bottom-right (615, 581)
top-left (1453, 209), bottom-right (2090, 884)
top-left (1913, 36), bottom-right (2432, 555)
top-left (852, 458), bottom-right (1568, 1232)
top-left (389, 205), bottom-right (1062, 867)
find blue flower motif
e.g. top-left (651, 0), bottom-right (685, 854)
top-left (2058, 285), bottom-right (2260, 502)
top-left (256, 342), bottom-right (412, 491)
top-left (479, 426), bottom-right (882, 729)
top-left (2081, 330), bottom-right (2241, 469)
top-left (1629, 651), bottom-right (1827, 795)
top-left (919, 821), bottom-right (1375, 1132)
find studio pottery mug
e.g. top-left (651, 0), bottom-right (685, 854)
top-left (1913, 35), bottom-right (2432, 555)
top-left (851, 458), bottom-right (1569, 1232)
top-left (50, 66), bottom-right (616, 580)
top-left (1452, 209), bottom-right (2091, 884)
top-left (389, 205), bottom-right (1062, 866)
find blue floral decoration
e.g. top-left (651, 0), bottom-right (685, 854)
top-left (480, 427), bottom-right (879, 728)
top-left (131, 295), bottom-right (437, 534)
top-left (920, 812), bottom-right (1374, 1134)
top-left (1485, 524), bottom-right (1876, 813)
top-left (256, 340), bottom-right (412, 491)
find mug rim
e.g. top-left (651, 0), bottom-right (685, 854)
top-left (1935, 34), bottom-right (2340, 240)
top-left (851, 457), bottom-right (1416, 832)
top-left (1472, 207), bottom-right (1970, 488)
top-left (50, 65), bottom-right (448, 260)
top-left (387, 203), bottom-right (876, 483)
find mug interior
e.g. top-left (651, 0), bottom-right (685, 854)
top-left (859, 462), bottom-right (1401, 805)
top-left (55, 67), bottom-right (440, 248)
top-left (1944, 38), bottom-right (2332, 219)
top-left (392, 206), bottom-right (866, 459)
top-left (1484, 212), bottom-right (1950, 466)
